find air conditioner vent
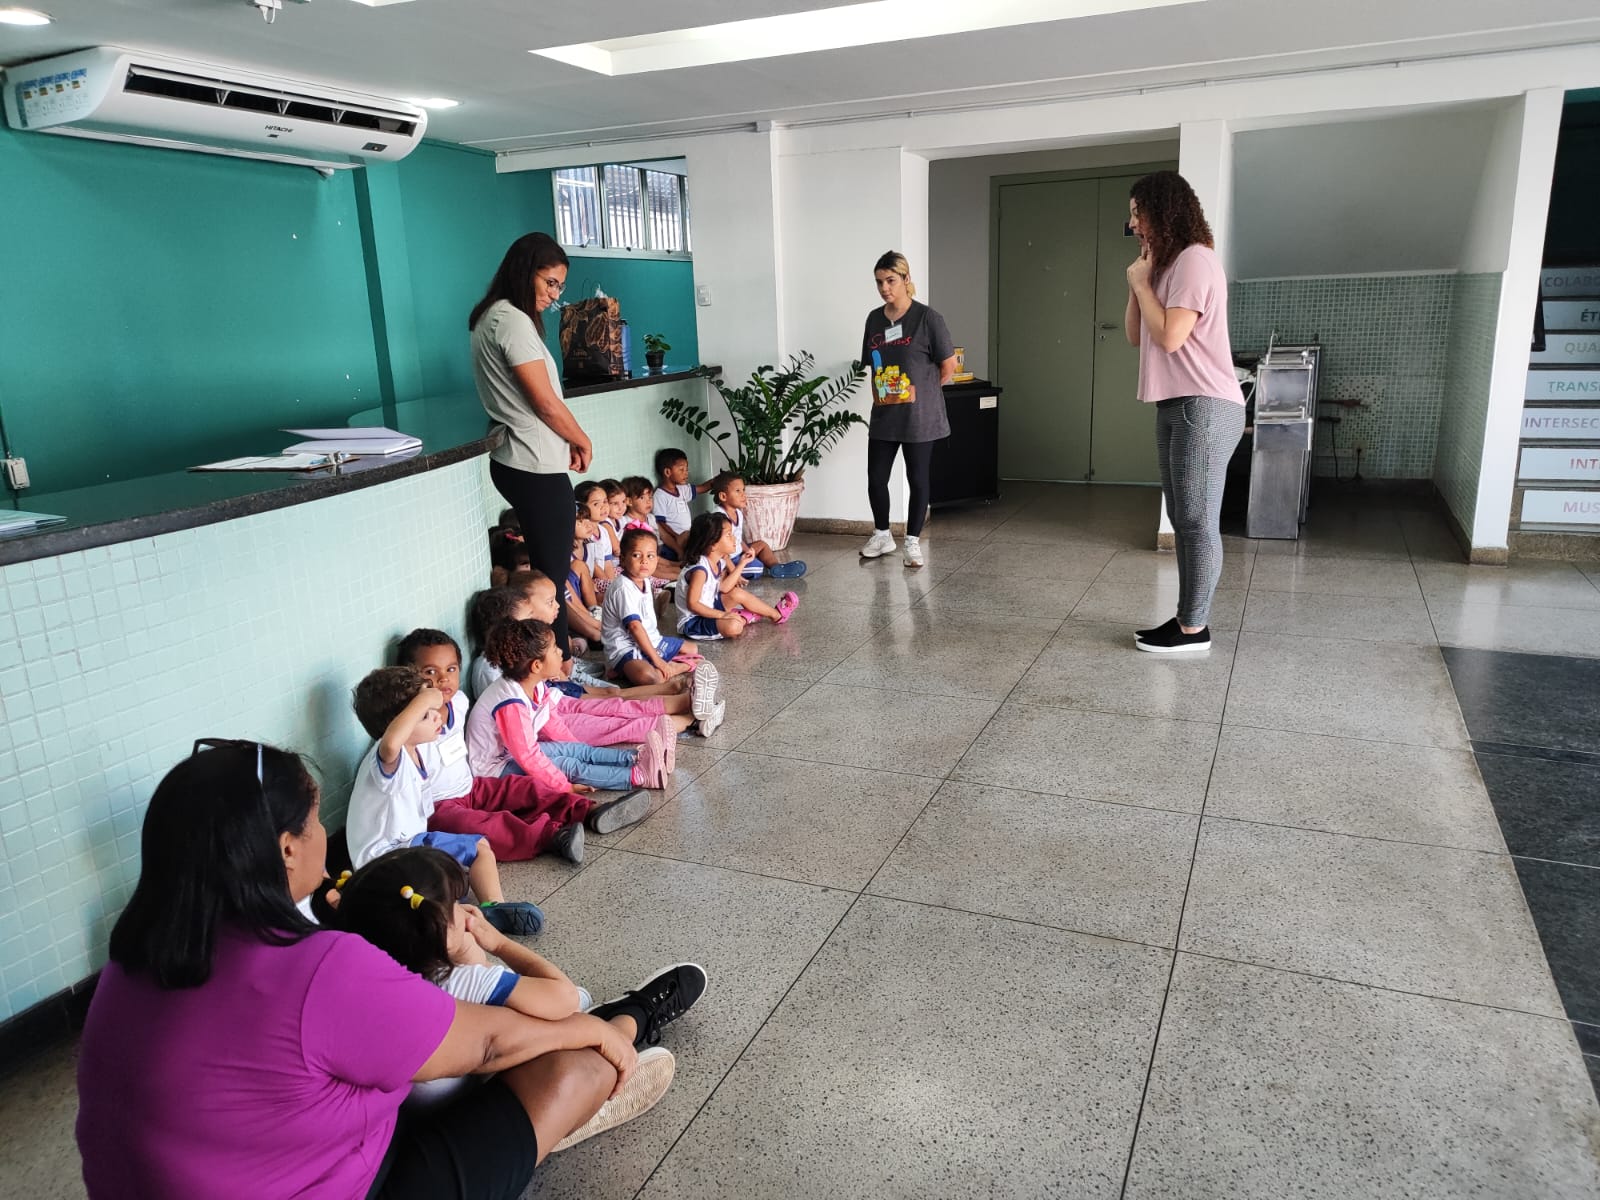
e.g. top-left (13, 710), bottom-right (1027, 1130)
top-left (3, 47), bottom-right (427, 171)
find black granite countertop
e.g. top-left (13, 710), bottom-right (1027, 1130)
top-left (0, 367), bottom-right (713, 567)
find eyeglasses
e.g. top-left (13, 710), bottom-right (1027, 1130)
top-left (536, 274), bottom-right (565, 295)
top-left (193, 737), bottom-right (264, 788)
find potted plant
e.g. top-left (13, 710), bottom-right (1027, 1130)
top-left (660, 354), bottom-right (866, 549)
top-left (642, 332), bottom-right (671, 375)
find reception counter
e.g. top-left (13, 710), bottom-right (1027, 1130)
top-left (0, 368), bottom-right (714, 1036)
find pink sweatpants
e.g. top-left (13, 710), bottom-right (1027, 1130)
top-left (428, 774), bottom-right (591, 861)
top-left (545, 696), bottom-right (666, 747)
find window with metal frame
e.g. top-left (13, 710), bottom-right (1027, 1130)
top-left (552, 163), bottom-right (692, 256)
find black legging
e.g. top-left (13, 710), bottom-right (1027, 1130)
top-left (867, 437), bottom-right (935, 537)
top-left (490, 460), bottom-right (574, 657)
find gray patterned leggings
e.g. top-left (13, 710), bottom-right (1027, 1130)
top-left (1155, 396), bottom-right (1246, 627)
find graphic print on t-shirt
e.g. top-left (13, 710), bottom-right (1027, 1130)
top-left (867, 321), bottom-right (917, 407)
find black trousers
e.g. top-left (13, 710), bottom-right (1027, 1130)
top-left (490, 460), bottom-right (574, 657)
top-left (866, 437), bottom-right (935, 537)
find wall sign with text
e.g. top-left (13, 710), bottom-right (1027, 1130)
top-left (1521, 490), bottom-right (1600, 526)
top-left (1521, 408), bottom-right (1600, 440)
top-left (1519, 447), bottom-right (1600, 482)
top-left (1525, 370), bottom-right (1600, 401)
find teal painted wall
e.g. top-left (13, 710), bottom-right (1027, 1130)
top-left (393, 142), bottom-right (556, 397)
top-left (0, 124), bottom-right (383, 492)
top-left (0, 132), bottom-right (702, 498)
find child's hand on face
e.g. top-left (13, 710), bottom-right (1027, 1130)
top-left (417, 686), bottom-right (446, 711)
top-left (463, 906), bottom-right (506, 960)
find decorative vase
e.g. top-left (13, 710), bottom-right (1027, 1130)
top-left (645, 350), bottom-right (666, 374)
top-left (741, 479), bottom-right (805, 550)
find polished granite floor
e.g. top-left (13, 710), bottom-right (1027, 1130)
top-left (5, 483), bottom-right (1600, 1199)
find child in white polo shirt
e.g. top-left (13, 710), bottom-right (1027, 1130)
top-left (651, 448), bottom-right (711, 562)
top-left (711, 469), bottom-right (807, 580)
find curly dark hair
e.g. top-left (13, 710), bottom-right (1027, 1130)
top-left (1129, 171), bottom-right (1214, 284)
top-left (395, 628), bottom-right (461, 669)
top-left (352, 665), bottom-right (427, 740)
top-left (468, 586), bottom-right (521, 647)
top-left (325, 847), bottom-right (469, 985)
top-left (484, 617), bottom-right (554, 678)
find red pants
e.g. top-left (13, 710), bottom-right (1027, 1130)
top-left (428, 775), bottom-right (591, 861)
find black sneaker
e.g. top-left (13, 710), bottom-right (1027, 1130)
top-left (585, 788), bottom-right (651, 835)
top-left (1135, 616), bottom-right (1180, 643)
top-left (589, 963), bottom-right (708, 1048)
top-left (553, 821), bottom-right (585, 864)
top-left (480, 900), bottom-right (545, 936)
top-left (1135, 623), bottom-right (1211, 653)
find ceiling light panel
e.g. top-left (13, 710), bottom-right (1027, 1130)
top-left (533, 0), bottom-right (1200, 76)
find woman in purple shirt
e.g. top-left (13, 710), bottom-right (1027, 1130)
top-left (76, 740), bottom-right (669, 1199)
top-left (1124, 171), bottom-right (1246, 654)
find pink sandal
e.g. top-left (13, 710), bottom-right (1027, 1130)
top-left (734, 608), bottom-right (764, 625)
top-left (774, 592), bottom-right (799, 625)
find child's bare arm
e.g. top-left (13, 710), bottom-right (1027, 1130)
top-left (657, 523), bottom-right (686, 553)
top-left (377, 688), bottom-right (444, 772)
top-left (467, 911), bottom-right (582, 1018)
top-left (625, 618), bottom-right (671, 672)
top-left (573, 559), bottom-right (598, 607)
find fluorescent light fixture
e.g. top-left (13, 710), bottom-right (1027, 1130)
top-left (407, 97), bottom-right (459, 109)
top-left (347, 0), bottom-right (417, 6)
top-left (0, 7), bottom-right (52, 25)
top-left (533, 0), bottom-right (1199, 76)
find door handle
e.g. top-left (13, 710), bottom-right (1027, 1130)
top-left (1097, 322), bottom-right (1118, 330)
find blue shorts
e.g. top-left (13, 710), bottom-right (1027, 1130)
top-left (658, 544), bottom-right (681, 562)
top-left (409, 831), bottom-right (481, 867)
top-left (550, 679), bottom-right (585, 698)
top-left (612, 635), bottom-right (685, 667)
top-left (680, 614), bottom-right (725, 640)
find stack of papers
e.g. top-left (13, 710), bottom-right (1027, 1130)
top-left (0, 509), bottom-right (66, 538)
top-left (282, 426), bottom-right (422, 457)
top-left (193, 454), bottom-right (336, 473)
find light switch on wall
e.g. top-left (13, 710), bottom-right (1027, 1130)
top-left (696, 284), bottom-right (712, 307)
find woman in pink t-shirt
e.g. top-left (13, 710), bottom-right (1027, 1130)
top-left (75, 740), bottom-right (673, 1199)
top-left (1124, 171), bottom-right (1247, 654)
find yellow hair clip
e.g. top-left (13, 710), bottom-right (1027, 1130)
top-left (334, 871), bottom-right (352, 889)
top-left (400, 885), bottom-right (424, 910)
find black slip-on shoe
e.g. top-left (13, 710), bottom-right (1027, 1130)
top-left (1135, 616), bottom-right (1180, 643)
top-left (1135, 623), bottom-right (1211, 653)
top-left (588, 962), bottom-right (708, 1048)
top-left (586, 788), bottom-right (651, 835)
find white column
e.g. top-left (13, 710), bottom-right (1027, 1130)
top-left (1470, 88), bottom-right (1564, 557)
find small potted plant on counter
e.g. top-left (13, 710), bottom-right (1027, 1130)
top-left (642, 333), bottom-right (671, 375)
top-left (660, 354), bottom-right (866, 549)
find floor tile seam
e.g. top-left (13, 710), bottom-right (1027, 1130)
top-left (1198, 812), bottom-right (1514, 860)
top-left (1437, 640), bottom-right (1600, 661)
top-left (626, 890), bottom-right (875, 1200)
top-left (603, 844), bottom-right (877, 896)
top-left (928, 774), bottom-right (1205, 819)
top-left (1510, 852), bottom-right (1600, 873)
top-left (1471, 741), bottom-right (1600, 765)
top-left (813, 665), bottom-right (1064, 706)
top-left (1217, 715), bottom-right (1468, 753)
top-left (1171, 947), bottom-right (1575, 1024)
top-left (1573, 1018), bottom-right (1600, 1032)
top-left (856, 885), bottom-right (1179, 954)
top-left (1425, 596), bottom-right (1600, 616)
top-left (987, 694), bottom-right (1229, 731)
top-left (728, 743), bottom-right (954, 783)
top-left (1116, 645), bottom-right (1230, 1198)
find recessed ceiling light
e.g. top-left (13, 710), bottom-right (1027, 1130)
top-left (407, 97), bottom-right (459, 109)
top-left (0, 7), bottom-right (53, 25)
top-left (533, 0), bottom-right (1198, 76)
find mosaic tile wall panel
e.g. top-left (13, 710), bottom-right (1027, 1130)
top-left (1435, 274), bottom-right (1505, 537)
top-left (1230, 274), bottom-right (1457, 479)
top-left (0, 458), bottom-right (492, 1021)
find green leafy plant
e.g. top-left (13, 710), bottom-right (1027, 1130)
top-left (660, 354), bottom-right (867, 485)
top-left (642, 332), bottom-right (672, 355)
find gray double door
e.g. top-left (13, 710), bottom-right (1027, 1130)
top-left (995, 172), bottom-right (1158, 484)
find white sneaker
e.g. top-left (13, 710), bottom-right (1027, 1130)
top-left (860, 530), bottom-right (896, 558)
top-left (903, 536), bottom-right (924, 568)
top-left (698, 698), bottom-right (727, 739)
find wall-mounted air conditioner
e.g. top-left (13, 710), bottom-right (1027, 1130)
top-left (1, 47), bottom-right (427, 174)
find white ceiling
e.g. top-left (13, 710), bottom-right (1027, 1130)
top-left (2, 0), bottom-right (1597, 153)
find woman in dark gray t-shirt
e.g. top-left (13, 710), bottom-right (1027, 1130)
top-left (859, 251), bottom-right (957, 569)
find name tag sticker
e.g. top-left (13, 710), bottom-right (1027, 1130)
top-left (883, 324), bottom-right (902, 342)
top-left (438, 735), bottom-right (467, 766)
top-left (979, 396), bottom-right (998, 409)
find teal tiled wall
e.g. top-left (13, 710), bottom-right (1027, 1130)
top-left (1230, 274), bottom-right (1456, 479)
top-left (0, 458), bottom-right (492, 1021)
top-left (1435, 274), bottom-right (1504, 538)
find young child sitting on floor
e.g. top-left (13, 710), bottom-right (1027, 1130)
top-left (467, 618), bottom-right (671, 808)
top-left (568, 517), bottom-right (604, 648)
top-left (575, 481), bottom-right (618, 589)
top-left (602, 527), bottom-right (709, 691)
top-left (509, 570), bottom-right (722, 730)
top-left (623, 475), bottom-right (679, 581)
top-left (347, 666), bottom-right (545, 933)
top-left (712, 470), bottom-right (807, 580)
top-left (321, 846), bottom-right (706, 1125)
top-left (651, 448), bottom-right (711, 563)
top-left (602, 478), bottom-right (627, 546)
top-left (396, 628), bottom-right (664, 863)
top-left (677, 512), bottom-right (797, 641)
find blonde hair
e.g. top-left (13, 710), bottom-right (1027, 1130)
top-left (873, 250), bottom-right (916, 299)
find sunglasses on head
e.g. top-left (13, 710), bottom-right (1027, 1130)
top-left (192, 737), bottom-right (264, 788)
